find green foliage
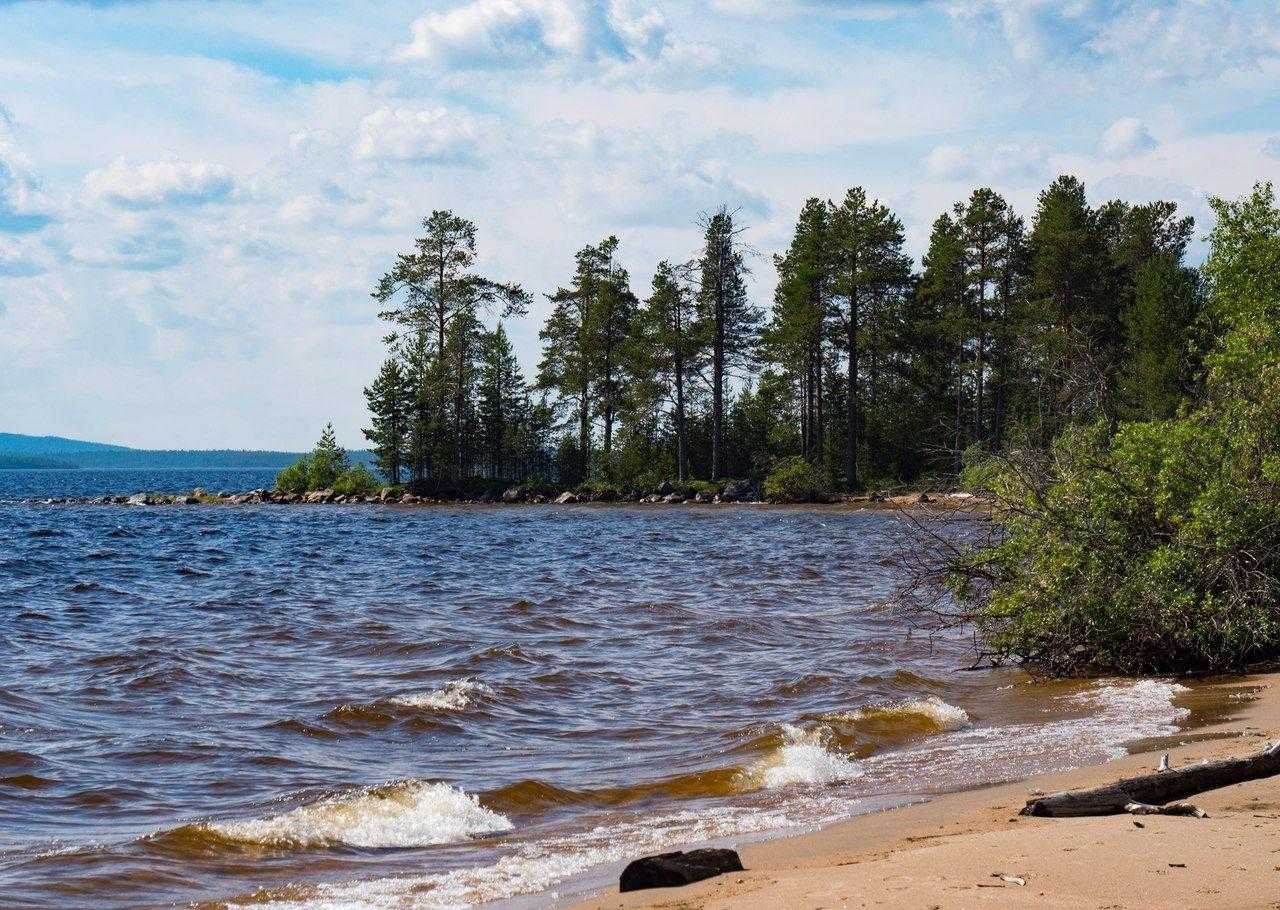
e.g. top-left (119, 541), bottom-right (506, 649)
top-left (949, 184), bottom-right (1280, 675)
top-left (763, 456), bottom-right (832, 503)
top-left (364, 358), bottom-right (410, 485)
top-left (332, 463), bottom-right (380, 496)
top-left (574, 478), bottom-right (624, 499)
top-left (275, 457), bottom-right (312, 494)
top-left (308, 422), bottom-right (349, 490)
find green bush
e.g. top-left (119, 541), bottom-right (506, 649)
top-left (275, 457), bottom-right (312, 494)
top-left (332, 463), bottom-right (380, 496)
top-left (575, 478), bottom-right (623, 500)
top-left (763, 456), bottom-right (832, 502)
top-left (941, 184), bottom-right (1280, 675)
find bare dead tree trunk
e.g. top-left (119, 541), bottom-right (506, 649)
top-left (1023, 742), bottom-right (1280, 817)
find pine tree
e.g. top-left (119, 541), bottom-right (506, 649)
top-left (308, 422), bottom-right (349, 489)
top-left (829, 188), bottom-right (912, 488)
top-left (765, 198), bottom-right (831, 468)
top-left (363, 358), bottom-right (409, 485)
top-left (696, 207), bottom-right (759, 481)
top-left (538, 236), bottom-right (629, 482)
top-left (373, 210), bottom-right (530, 481)
top-left (1116, 255), bottom-right (1200, 420)
top-left (477, 323), bottom-right (528, 480)
top-left (629, 260), bottom-right (701, 481)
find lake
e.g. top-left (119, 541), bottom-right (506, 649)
top-left (0, 473), bottom-right (1191, 908)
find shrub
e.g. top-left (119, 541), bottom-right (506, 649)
top-left (575, 478), bottom-right (623, 500)
top-left (763, 456), bottom-right (832, 503)
top-left (332, 463), bottom-right (380, 496)
top-left (921, 184), bottom-right (1280, 676)
top-left (275, 457), bottom-right (312, 494)
top-left (308, 422), bottom-right (349, 489)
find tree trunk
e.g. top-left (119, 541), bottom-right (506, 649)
top-left (1022, 742), bottom-right (1280, 817)
top-left (674, 352), bottom-right (687, 482)
top-left (712, 306), bottom-right (724, 482)
top-left (847, 285), bottom-right (859, 491)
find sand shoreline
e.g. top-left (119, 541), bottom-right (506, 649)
top-left (569, 672), bottom-right (1280, 910)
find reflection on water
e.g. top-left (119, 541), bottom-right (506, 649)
top-left (0, 500), bottom-right (1202, 909)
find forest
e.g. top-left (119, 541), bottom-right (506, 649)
top-left (359, 175), bottom-right (1202, 498)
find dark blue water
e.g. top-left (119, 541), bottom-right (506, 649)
top-left (0, 495), bottom-right (1193, 909)
top-left (0, 469), bottom-right (279, 501)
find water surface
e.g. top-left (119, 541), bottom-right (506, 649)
top-left (0, 492), bottom-right (1190, 908)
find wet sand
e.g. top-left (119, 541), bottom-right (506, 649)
top-left (572, 672), bottom-right (1280, 910)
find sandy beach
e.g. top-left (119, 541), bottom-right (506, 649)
top-left (572, 673), bottom-right (1280, 910)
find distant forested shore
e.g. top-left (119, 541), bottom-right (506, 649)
top-left (0, 432), bottom-right (373, 472)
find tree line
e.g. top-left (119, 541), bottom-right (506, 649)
top-left (362, 176), bottom-right (1201, 495)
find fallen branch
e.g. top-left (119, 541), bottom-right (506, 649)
top-left (1022, 741), bottom-right (1280, 817)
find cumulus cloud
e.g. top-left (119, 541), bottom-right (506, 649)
top-left (352, 107), bottom-right (483, 164)
top-left (85, 158), bottom-right (235, 209)
top-left (0, 114), bottom-right (53, 234)
top-left (924, 140), bottom-right (1051, 182)
top-left (397, 0), bottom-right (667, 67)
top-left (69, 221), bottom-right (187, 271)
top-left (946, 0), bottom-right (1280, 82)
top-left (1099, 116), bottom-right (1157, 158)
top-left (540, 122), bottom-right (769, 226)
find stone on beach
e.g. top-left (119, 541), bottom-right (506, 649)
top-left (619, 849), bottom-right (745, 893)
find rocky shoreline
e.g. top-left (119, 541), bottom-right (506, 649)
top-left (21, 485), bottom-right (983, 509)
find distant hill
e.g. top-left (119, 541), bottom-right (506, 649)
top-left (0, 433), bottom-right (372, 470)
top-left (0, 433), bottom-right (132, 455)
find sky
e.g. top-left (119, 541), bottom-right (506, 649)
top-left (1, 0), bottom-right (1278, 450)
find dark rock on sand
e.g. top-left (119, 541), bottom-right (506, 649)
top-left (619, 849), bottom-right (744, 893)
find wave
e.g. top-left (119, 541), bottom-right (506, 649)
top-left (159, 781), bottom-right (512, 852)
top-left (749, 723), bottom-right (863, 789)
top-left (824, 695), bottom-right (971, 734)
top-left (388, 679), bottom-right (494, 712)
top-left (222, 803), bottom-right (813, 910)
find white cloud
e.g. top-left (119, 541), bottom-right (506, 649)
top-left (924, 140), bottom-right (1051, 182)
top-left (946, 0), bottom-right (1280, 83)
top-left (1265, 137), bottom-right (1280, 159)
top-left (85, 157), bottom-right (235, 209)
top-left (397, 0), bottom-right (667, 67)
top-left (537, 121), bottom-right (769, 227)
top-left (1099, 116), bottom-right (1156, 159)
top-left (352, 107), bottom-right (483, 164)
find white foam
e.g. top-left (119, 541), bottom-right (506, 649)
top-left (753, 723), bottom-right (862, 789)
top-left (390, 680), bottom-right (495, 712)
top-left (207, 781), bottom-right (512, 849)
top-left (859, 678), bottom-right (1191, 790)
top-left (830, 695), bottom-right (971, 732)
top-left (232, 804), bottom-right (806, 910)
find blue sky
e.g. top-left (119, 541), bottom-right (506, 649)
top-left (1, 0), bottom-right (1278, 449)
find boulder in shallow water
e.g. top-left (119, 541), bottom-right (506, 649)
top-left (619, 849), bottom-right (744, 893)
top-left (502, 486), bottom-right (525, 503)
top-left (127, 493), bottom-right (150, 506)
top-left (555, 491), bottom-right (578, 504)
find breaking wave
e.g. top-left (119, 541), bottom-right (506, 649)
top-left (824, 695), bottom-right (971, 734)
top-left (163, 781), bottom-right (511, 851)
top-left (750, 723), bottom-right (863, 789)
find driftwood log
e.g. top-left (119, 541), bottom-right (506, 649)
top-left (1022, 741), bottom-right (1280, 817)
